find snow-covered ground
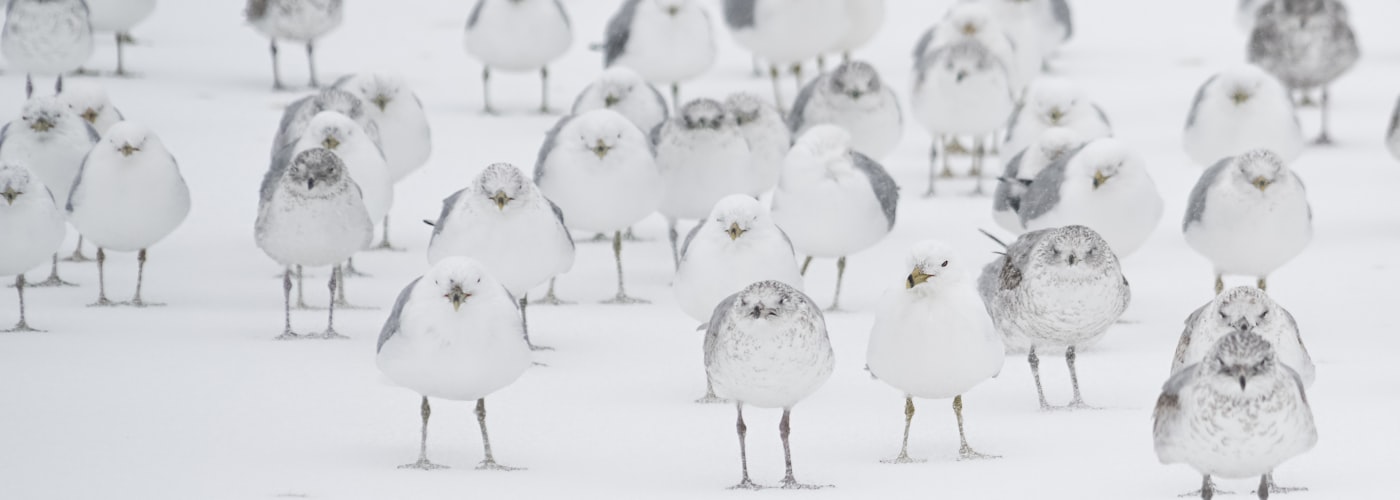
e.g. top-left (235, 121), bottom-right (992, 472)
top-left (1, 1), bottom-right (1397, 498)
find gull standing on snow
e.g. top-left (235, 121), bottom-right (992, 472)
top-left (1173, 286), bottom-right (1314, 387)
top-left (334, 73), bottom-right (432, 249)
top-left (85, 0), bottom-right (157, 75)
top-left (376, 257), bottom-right (531, 471)
top-left (1184, 65), bottom-right (1303, 167)
top-left (912, 3), bottom-right (1024, 93)
top-left (721, 0), bottom-right (848, 112)
top-left (270, 87), bottom-right (381, 159)
top-left (67, 122), bottom-right (189, 307)
top-left (464, 0), bottom-right (572, 113)
top-left (57, 80), bottom-right (124, 136)
top-left (1, 0), bottom-right (93, 80)
top-left (723, 92), bottom-right (787, 196)
top-left (1184, 149), bottom-right (1311, 294)
top-left (571, 66), bottom-right (669, 135)
top-left (1018, 137), bottom-right (1164, 258)
top-left (771, 125), bottom-right (899, 311)
top-left (1247, 0), bottom-right (1358, 144)
top-left (705, 280), bottom-right (834, 490)
top-left (674, 194), bottom-right (802, 402)
top-left (1002, 77), bottom-right (1112, 163)
top-left (654, 98), bottom-right (752, 265)
top-left (828, 0), bottom-right (884, 62)
top-left (0, 163), bottom-right (65, 331)
top-left (1153, 330), bottom-right (1317, 500)
top-left (427, 163), bottom-right (574, 351)
top-left (912, 38), bottom-right (1015, 195)
top-left (535, 109), bottom-right (662, 304)
top-left (991, 127), bottom-right (1084, 234)
top-left (602, 0), bottom-right (717, 108)
top-left (788, 61), bottom-right (902, 161)
top-left (867, 240), bottom-right (1005, 463)
top-left (977, 225), bottom-right (1129, 409)
top-left (0, 87), bottom-right (99, 287)
top-left (244, 0), bottom-right (343, 89)
top-left (255, 148), bottom-right (373, 339)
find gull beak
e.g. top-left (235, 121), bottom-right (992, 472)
top-left (1, 187), bottom-right (17, 205)
top-left (592, 139), bottom-right (611, 159)
top-left (1068, 253), bottom-right (1078, 266)
top-left (1231, 91), bottom-right (1251, 105)
top-left (372, 94), bottom-right (389, 112)
top-left (848, 90), bottom-right (864, 99)
top-left (667, 5), bottom-right (680, 16)
top-left (749, 304), bottom-right (764, 319)
top-left (1238, 375), bottom-right (1247, 390)
top-left (81, 108), bottom-right (98, 124)
top-left (306, 178), bottom-right (316, 190)
top-left (726, 222), bottom-right (746, 240)
top-left (321, 136), bottom-right (340, 150)
top-left (1049, 108), bottom-right (1065, 124)
top-left (448, 285), bottom-right (470, 311)
top-left (1252, 176), bottom-right (1270, 192)
top-left (961, 23), bottom-right (977, 35)
top-left (31, 118), bottom-right (53, 132)
top-left (604, 94), bottom-right (620, 107)
top-left (906, 267), bottom-right (932, 289)
top-left (119, 143), bottom-right (139, 157)
top-left (491, 190), bottom-right (510, 210)
top-left (1092, 170), bottom-right (1111, 189)
top-left (1231, 317), bottom-right (1254, 332)
top-left (956, 70), bottom-right (968, 83)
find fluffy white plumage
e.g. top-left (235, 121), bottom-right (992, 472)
top-left (1183, 65), bottom-right (1304, 167)
top-left (722, 0), bottom-right (847, 66)
top-left (0, 163), bottom-right (65, 277)
top-left (66, 122), bottom-right (189, 253)
top-left (771, 125), bottom-right (897, 259)
top-left (655, 99), bottom-right (752, 221)
top-left (705, 280), bottom-right (834, 409)
top-left (1019, 138), bottom-right (1164, 258)
top-left (85, 0), bottom-right (157, 33)
top-left (673, 195), bottom-right (801, 323)
top-left (285, 111), bottom-right (392, 224)
top-left (829, 0), bottom-right (884, 55)
top-left (333, 73), bottom-right (432, 183)
top-left (1183, 149), bottom-right (1311, 282)
top-left (724, 92), bottom-right (788, 196)
top-left (255, 148), bottom-right (373, 268)
top-left (571, 66), bottom-right (670, 136)
top-left (913, 3), bottom-right (1026, 92)
top-left (270, 88), bottom-right (381, 160)
top-left (604, 0), bottom-right (716, 85)
top-left (1003, 78), bottom-right (1112, 160)
top-left (0, 96), bottom-right (99, 207)
top-left (991, 127), bottom-right (1084, 234)
top-left (534, 109), bottom-right (662, 234)
top-left (1, 0), bottom-right (94, 76)
top-left (56, 80), bottom-right (125, 135)
top-left (464, 0), bottom-right (572, 73)
top-left (788, 61), bottom-right (902, 160)
top-left (376, 257), bottom-right (531, 402)
top-left (972, 0), bottom-right (1063, 67)
top-left (867, 241), bottom-right (1004, 401)
top-left (912, 38), bottom-right (1015, 137)
top-left (1172, 286), bottom-right (1314, 387)
top-left (427, 163), bottom-right (574, 298)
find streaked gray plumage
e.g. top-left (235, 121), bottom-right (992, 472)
top-left (532, 114), bottom-right (576, 184)
top-left (1184, 75), bottom-right (1218, 129)
top-left (992, 150), bottom-right (1030, 214)
top-left (1013, 145), bottom-right (1086, 223)
top-left (602, 0), bottom-right (641, 65)
top-left (1170, 287), bottom-right (1313, 386)
top-left (270, 88), bottom-right (381, 159)
top-left (851, 151), bottom-right (898, 230)
top-left (377, 276), bottom-right (421, 352)
top-left (1247, 0), bottom-right (1356, 91)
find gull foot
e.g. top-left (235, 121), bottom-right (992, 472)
top-left (475, 460), bottom-right (522, 472)
top-left (694, 393), bottom-right (728, 405)
top-left (532, 294), bottom-right (573, 306)
top-left (602, 294), bottom-right (649, 305)
top-left (62, 253), bottom-right (91, 263)
top-left (274, 331), bottom-right (301, 341)
top-left (880, 454), bottom-right (927, 464)
top-left (780, 478), bottom-right (830, 490)
top-left (957, 445), bottom-right (1001, 461)
top-left (88, 298), bottom-right (124, 307)
top-left (528, 343), bottom-right (554, 352)
top-left (1053, 400), bottom-right (1100, 411)
top-left (1, 322), bottom-right (43, 333)
top-left (30, 276), bottom-right (79, 288)
top-left (397, 459), bottom-right (448, 471)
top-left (728, 479), bottom-right (765, 490)
top-left (319, 330), bottom-right (350, 340)
top-left (129, 299), bottom-right (166, 308)
top-left (1179, 488), bottom-right (1233, 498)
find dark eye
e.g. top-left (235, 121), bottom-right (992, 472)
top-left (1219, 311), bottom-right (1228, 320)
top-left (940, 261), bottom-right (948, 267)
top-left (1259, 310), bottom-right (1269, 319)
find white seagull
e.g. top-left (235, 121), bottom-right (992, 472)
top-left (602, 0), bottom-right (717, 107)
top-left (464, 0), bottom-right (573, 113)
top-left (1183, 65), bottom-right (1303, 167)
top-left (0, 163), bottom-right (66, 331)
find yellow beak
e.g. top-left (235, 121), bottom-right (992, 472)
top-left (1049, 109), bottom-right (1065, 124)
top-left (1, 187), bottom-right (17, 205)
top-left (906, 268), bottom-right (931, 289)
top-left (604, 94), bottom-right (620, 107)
top-left (491, 190), bottom-right (510, 210)
top-left (1231, 91), bottom-right (1250, 105)
top-left (119, 143), bottom-right (139, 157)
top-left (1092, 170), bottom-right (1110, 189)
top-left (726, 222), bottom-right (746, 240)
top-left (372, 94), bottom-right (389, 112)
top-left (322, 136), bottom-right (340, 150)
top-left (961, 23), bottom-right (977, 35)
top-left (1252, 176), bottom-right (1269, 192)
top-left (592, 139), bottom-right (611, 159)
top-left (448, 286), bottom-right (469, 311)
top-left (31, 118), bottom-right (53, 132)
top-left (81, 108), bottom-right (99, 124)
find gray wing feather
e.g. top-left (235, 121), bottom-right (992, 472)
top-left (722, 0), bottom-right (755, 30)
top-left (245, 0), bottom-right (268, 21)
top-left (534, 114), bottom-right (577, 184)
top-left (1092, 103), bottom-right (1112, 129)
top-left (1050, 0), bottom-right (1073, 41)
top-left (1004, 100), bottom-right (1026, 143)
top-left (1185, 74), bottom-right (1217, 129)
top-left (466, 0), bottom-right (487, 28)
top-left (431, 189), bottom-right (466, 238)
top-left (331, 74), bottom-right (356, 89)
top-left (1018, 145), bottom-right (1083, 225)
top-left (65, 151), bottom-right (94, 212)
top-left (603, 0), bottom-right (641, 66)
top-left (570, 83), bottom-right (593, 113)
top-left (849, 151), bottom-right (899, 230)
top-left (1153, 365), bottom-right (1198, 440)
top-left (648, 83), bottom-right (670, 122)
top-left (271, 95), bottom-right (313, 158)
top-left (787, 77), bottom-right (820, 132)
top-left (260, 143), bottom-right (299, 205)
top-left (649, 121), bottom-right (665, 149)
top-left (546, 197), bottom-right (575, 249)
top-left (912, 26), bottom-right (937, 63)
top-left (377, 277), bottom-right (423, 353)
top-left (1171, 303), bottom-right (1208, 373)
top-left (777, 226), bottom-right (795, 255)
top-left (992, 149), bottom-right (1027, 212)
top-left (83, 122), bottom-right (99, 143)
top-left (679, 218), bottom-right (705, 260)
top-left (553, 0), bottom-right (571, 28)
top-left (1183, 157), bottom-right (1232, 231)
top-left (702, 292), bottom-right (741, 369)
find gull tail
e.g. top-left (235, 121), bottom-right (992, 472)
top-left (422, 219), bottom-right (435, 227)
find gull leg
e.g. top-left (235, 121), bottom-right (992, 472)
top-left (769, 65), bottom-right (785, 114)
top-left (671, 83), bottom-right (681, 112)
top-left (728, 403), bottom-right (762, 490)
top-left (667, 218), bottom-right (681, 268)
top-left (306, 41), bottom-right (319, 88)
top-left (115, 33), bottom-right (127, 76)
top-left (751, 56), bottom-right (762, 77)
top-left (1257, 276), bottom-right (1267, 292)
top-left (33, 253), bottom-right (77, 287)
top-left (602, 231), bottom-right (647, 304)
top-left (816, 55), bottom-right (826, 74)
top-left (842, 51), bottom-right (851, 64)
top-left (779, 409), bottom-right (828, 489)
top-left (372, 214), bottom-right (403, 251)
top-left (130, 248), bottom-right (164, 307)
top-left (521, 296), bottom-right (552, 351)
top-left (63, 235), bottom-right (90, 262)
top-left (791, 63), bottom-right (804, 92)
top-left (275, 269), bottom-right (298, 340)
top-left (270, 39), bottom-right (283, 90)
top-left (3, 275), bottom-right (40, 332)
top-left (539, 66), bottom-right (551, 114)
top-left (825, 256), bottom-right (846, 312)
top-left (398, 397), bottom-right (448, 470)
top-left (1064, 345), bottom-right (1094, 409)
top-left (955, 395), bottom-right (999, 459)
top-left (1029, 347), bottom-right (1051, 410)
top-left (334, 261), bottom-right (370, 309)
top-left (294, 265), bottom-right (313, 310)
top-left (1180, 474), bottom-right (1233, 498)
top-left (322, 266), bottom-right (348, 339)
top-left (1257, 473), bottom-right (1306, 496)
top-left (881, 397), bottom-right (924, 464)
top-left (970, 137), bottom-right (986, 196)
top-left (474, 398), bottom-right (521, 471)
top-left (533, 277), bottom-right (572, 305)
top-left (941, 136), bottom-right (958, 177)
top-left (482, 67), bottom-right (495, 114)
top-left (1215, 274), bottom-right (1224, 295)
top-left (800, 256), bottom-right (813, 276)
top-left (89, 249), bottom-right (116, 306)
top-left (1313, 87), bottom-right (1332, 145)
top-left (925, 141), bottom-right (939, 197)
top-left (343, 256), bottom-right (370, 277)
top-left (695, 376), bottom-right (726, 404)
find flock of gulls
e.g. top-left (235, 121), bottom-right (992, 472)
top-left (0, 0), bottom-right (1377, 496)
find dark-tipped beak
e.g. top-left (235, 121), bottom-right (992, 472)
top-left (956, 71), bottom-right (968, 83)
top-left (1, 188), bottom-right (17, 205)
top-left (31, 118), bottom-right (53, 132)
top-left (307, 178), bottom-right (316, 190)
top-left (1231, 91), bottom-right (1250, 105)
top-left (322, 136), bottom-right (340, 150)
top-left (373, 95), bottom-right (389, 112)
top-left (81, 109), bottom-right (98, 124)
top-left (749, 304), bottom-right (764, 318)
top-left (961, 23), bottom-right (977, 35)
top-left (906, 268), bottom-right (932, 289)
top-left (1068, 254), bottom-right (1078, 266)
top-left (491, 190), bottom-right (510, 210)
top-left (1252, 176), bottom-right (1269, 192)
top-left (1238, 376), bottom-right (1247, 390)
top-left (1232, 318), bottom-right (1253, 331)
top-left (449, 286), bottom-right (469, 311)
top-left (1049, 109), bottom-right (1065, 124)
top-left (848, 90), bottom-right (864, 99)
top-left (592, 139), bottom-right (611, 159)
top-left (604, 94), bottom-right (620, 107)
top-left (1092, 170), bottom-right (1110, 189)
top-left (119, 143), bottom-right (138, 157)
top-left (667, 5), bottom-right (680, 15)
top-left (726, 222), bottom-right (745, 240)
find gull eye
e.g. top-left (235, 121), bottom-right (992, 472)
top-left (1219, 311), bottom-right (1229, 320)
top-left (1259, 310), bottom-right (1269, 319)
top-left (941, 260), bottom-right (949, 267)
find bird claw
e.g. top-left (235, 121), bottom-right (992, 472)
top-left (602, 294), bottom-right (649, 305)
top-left (475, 460), bottom-right (522, 472)
top-left (880, 454), bottom-right (926, 464)
top-left (1178, 488), bottom-right (1233, 498)
top-left (319, 330), bottom-right (350, 340)
top-left (274, 331), bottom-right (301, 341)
top-left (1051, 400), bottom-right (1100, 411)
top-left (728, 479), bottom-right (766, 490)
top-left (87, 298), bottom-right (123, 307)
top-left (129, 299), bottom-right (165, 308)
top-left (62, 253), bottom-right (91, 263)
top-left (693, 393), bottom-right (728, 405)
top-left (528, 343), bottom-right (554, 352)
top-left (957, 445), bottom-right (1001, 461)
top-left (397, 459), bottom-right (448, 471)
top-left (1311, 135), bottom-right (1333, 146)
top-left (30, 277), bottom-right (79, 288)
top-left (1, 322), bottom-right (43, 333)
top-left (532, 294), bottom-right (573, 306)
top-left (780, 477), bottom-right (830, 490)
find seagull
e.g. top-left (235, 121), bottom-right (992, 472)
top-left (464, 0), bottom-right (573, 113)
top-left (1184, 149), bottom-right (1311, 294)
top-left (1003, 77), bottom-right (1112, 162)
top-left (84, 0), bottom-right (157, 75)
top-left (911, 38), bottom-right (1015, 195)
top-left (867, 240), bottom-right (1005, 463)
top-left (1184, 65), bottom-right (1304, 167)
top-left (912, 3), bottom-right (1026, 93)
top-left (1, 0), bottom-right (94, 79)
top-left (1153, 330), bottom-right (1317, 500)
top-left (427, 163), bottom-right (574, 351)
top-left (828, 0), bottom-right (884, 62)
top-left (255, 148), bottom-right (373, 339)
top-left (534, 109), bottom-right (662, 304)
top-left (571, 66), bottom-right (670, 136)
top-left (723, 92), bottom-right (788, 197)
top-left (771, 125), bottom-right (899, 311)
top-left (675, 194), bottom-right (802, 402)
top-left (376, 256), bottom-right (532, 471)
top-left (0, 85), bottom-right (100, 287)
top-left (244, 0), bottom-right (344, 89)
top-left (67, 122), bottom-right (190, 307)
top-left (602, 0), bottom-right (717, 108)
top-left (1247, 0), bottom-right (1358, 144)
top-left (977, 225), bottom-right (1130, 409)
top-left (705, 280), bottom-right (834, 490)
top-left (991, 127), bottom-right (1084, 234)
top-left (0, 163), bottom-right (66, 331)
top-left (721, 0), bottom-right (849, 112)
top-left (973, 0), bottom-right (1067, 70)
top-left (1172, 286), bottom-right (1314, 387)
top-left (269, 87), bottom-right (381, 160)
top-left (788, 60), bottom-right (903, 161)
top-left (56, 79), bottom-right (125, 135)
top-left (654, 98), bottom-right (752, 266)
top-left (333, 73), bottom-right (432, 249)
top-left (1018, 137), bottom-right (1165, 258)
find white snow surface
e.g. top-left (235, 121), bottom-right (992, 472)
top-left (0, 1), bottom-right (1397, 498)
